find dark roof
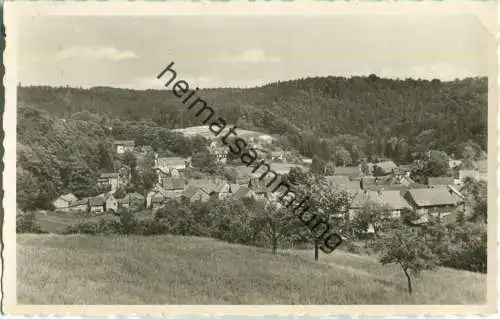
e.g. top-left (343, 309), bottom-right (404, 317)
top-left (70, 198), bottom-right (89, 207)
top-left (189, 178), bottom-right (226, 194)
top-left (182, 185), bottom-right (201, 198)
top-left (114, 140), bottom-right (135, 147)
top-left (89, 196), bottom-right (105, 206)
top-left (162, 177), bottom-right (185, 190)
top-left (351, 190), bottom-right (411, 210)
top-left (233, 186), bottom-right (254, 200)
top-left (327, 177), bottom-right (361, 196)
top-left (100, 172), bottom-right (119, 179)
top-left (427, 177), bottom-right (455, 186)
top-left (119, 192), bottom-right (145, 203)
top-left (407, 188), bottom-right (459, 207)
top-left (374, 161), bottom-right (398, 173)
top-left (334, 166), bottom-right (360, 177)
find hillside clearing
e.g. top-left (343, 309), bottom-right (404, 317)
top-left (17, 234), bottom-right (486, 305)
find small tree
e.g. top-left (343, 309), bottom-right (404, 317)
top-left (351, 202), bottom-right (393, 240)
top-left (376, 225), bottom-right (438, 294)
top-left (254, 203), bottom-right (302, 254)
top-left (293, 174), bottom-right (351, 261)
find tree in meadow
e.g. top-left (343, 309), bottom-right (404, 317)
top-left (254, 202), bottom-right (302, 254)
top-left (376, 225), bottom-right (438, 295)
top-left (293, 174), bottom-right (351, 261)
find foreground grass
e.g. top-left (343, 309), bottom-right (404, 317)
top-left (17, 234), bottom-right (486, 304)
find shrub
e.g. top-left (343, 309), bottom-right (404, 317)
top-left (16, 212), bottom-right (46, 234)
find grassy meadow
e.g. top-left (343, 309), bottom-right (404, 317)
top-left (17, 234), bottom-right (486, 305)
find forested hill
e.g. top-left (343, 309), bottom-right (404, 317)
top-left (18, 75), bottom-right (487, 158)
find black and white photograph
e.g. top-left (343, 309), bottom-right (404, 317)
top-left (3, 1), bottom-right (497, 315)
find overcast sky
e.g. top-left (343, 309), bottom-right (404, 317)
top-left (18, 14), bottom-right (491, 89)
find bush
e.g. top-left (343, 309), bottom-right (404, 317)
top-left (64, 221), bottom-right (99, 235)
top-left (16, 212), bottom-right (46, 234)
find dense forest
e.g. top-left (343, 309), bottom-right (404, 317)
top-left (18, 75), bottom-right (488, 156)
top-left (17, 75), bottom-right (488, 209)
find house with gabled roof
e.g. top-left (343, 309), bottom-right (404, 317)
top-left (147, 185), bottom-right (180, 207)
top-left (69, 198), bottom-right (89, 213)
top-left (156, 156), bottom-right (188, 171)
top-left (161, 177), bottom-right (185, 193)
top-left (232, 186), bottom-right (257, 201)
top-left (118, 192), bottom-right (146, 210)
top-left (404, 188), bottom-right (462, 217)
top-left (373, 160), bottom-right (398, 176)
top-left (180, 185), bottom-right (210, 203)
top-left (89, 196), bottom-right (106, 214)
top-left (53, 193), bottom-right (78, 212)
top-left (114, 140), bottom-right (135, 154)
top-left (188, 178), bottom-right (229, 200)
top-left (349, 189), bottom-right (411, 219)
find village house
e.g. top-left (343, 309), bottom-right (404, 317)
top-left (69, 198), bottom-right (89, 213)
top-left (52, 193), bottom-right (78, 212)
top-left (97, 172), bottom-right (120, 191)
top-left (190, 178), bottom-right (230, 200)
top-left (88, 193), bottom-right (118, 214)
top-left (232, 186), bottom-right (257, 201)
top-left (113, 140), bottom-right (135, 154)
top-left (326, 176), bottom-right (361, 197)
top-left (180, 185), bottom-right (210, 204)
top-left (373, 160), bottom-right (398, 176)
top-left (89, 196), bottom-right (106, 214)
top-left (103, 193), bottom-right (118, 213)
top-left (150, 194), bottom-right (166, 212)
top-left (220, 183), bottom-right (241, 199)
top-left (155, 155), bottom-right (189, 177)
top-left (226, 165), bottom-right (255, 185)
top-left (403, 188), bottom-right (462, 218)
top-left (160, 176), bottom-right (185, 194)
top-left (270, 151), bottom-right (284, 162)
top-left (118, 192), bottom-right (145, 210)
top-left (208, 141), bottom-right (228, 163)
top-left (146, 186), bottom-right (176, 208)
top-left (349, 189), bottom-right (412, 219)
top-left (448, 159), bottom-right (463, 169)
top-left (459, 169), bottom-right (480, 184)
top-left (426, 177), bottom-right (455, 188)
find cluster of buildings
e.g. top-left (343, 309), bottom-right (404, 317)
top-left (330, 158), bottom-right (487, 226)
top-left (52, 192), bottom-right (144, 214)
top-left (52, 135), bottom-right (487, 230)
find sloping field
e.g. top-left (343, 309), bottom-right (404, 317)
top-left (17, 234), bottom-right (486, 305)
top-left (172, 125), bottom-right (272, 140)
